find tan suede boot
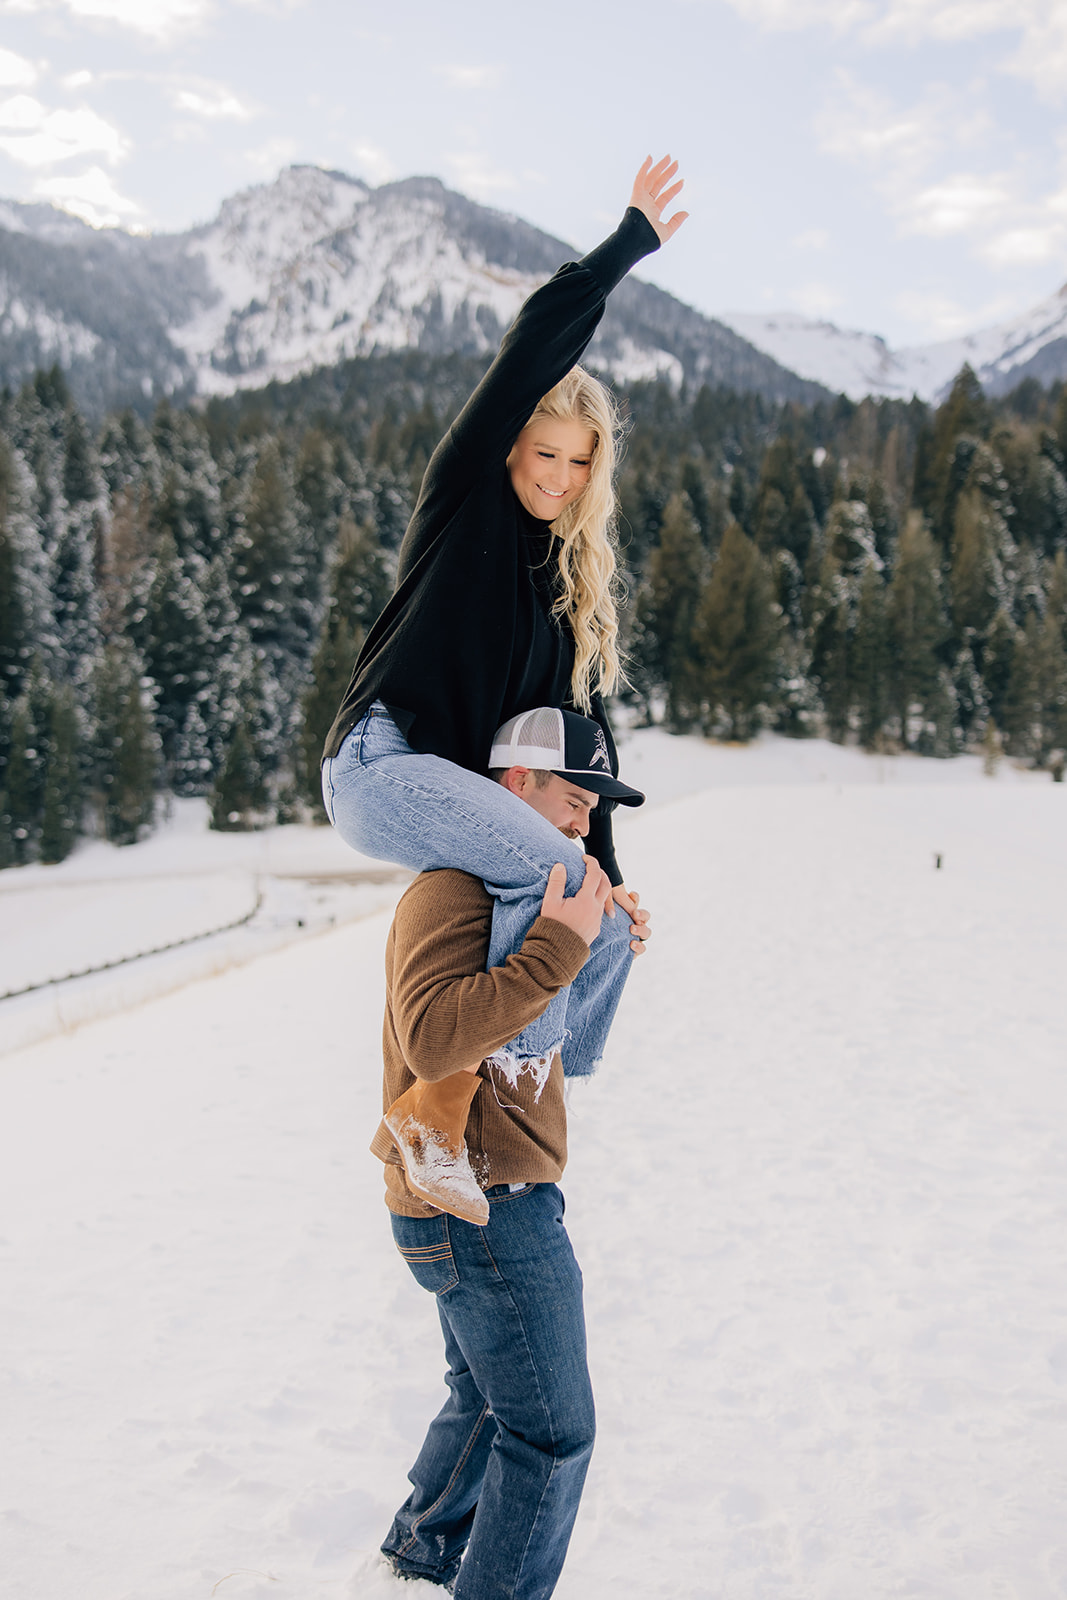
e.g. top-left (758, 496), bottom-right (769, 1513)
top-left (370, 1072), bottom-right (489, 1225)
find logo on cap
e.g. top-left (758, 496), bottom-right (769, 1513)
top-left (589, 727), bottom-right (611, 772)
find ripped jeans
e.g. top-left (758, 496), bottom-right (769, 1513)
top-left (320, 703), bottom-right (635, 1077)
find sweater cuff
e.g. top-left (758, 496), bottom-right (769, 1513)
top-left (524, 915), bottom-right (591, 983)
top-left (580, 207), bottom-right (661, 297)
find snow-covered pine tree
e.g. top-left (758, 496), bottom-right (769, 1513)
top-left (631, 492), bottom-right (706, 730)
top-left (296, 515), bottom-right (390, 810)
top-left (38, 685), bottom-right (82, 864)
top-left (688, 520), bottom-right (778, 740)
top-left (852, 563), bottom-right (891, 750)
top-left (886, 513), bottom-right (948, 748)
top-left (93, 642), bottom-right (158, 845)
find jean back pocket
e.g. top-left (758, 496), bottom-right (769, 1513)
top-left (392, 1214), bottom-right (459, 1296)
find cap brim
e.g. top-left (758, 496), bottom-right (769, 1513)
top-left (551, 769), bottom-right (645, 806)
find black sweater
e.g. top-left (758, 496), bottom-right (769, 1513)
top-left (322, 206), bottom-right (660, 883)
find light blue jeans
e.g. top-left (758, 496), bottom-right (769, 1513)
top-left (320, 704), bottom-right (634, 1077)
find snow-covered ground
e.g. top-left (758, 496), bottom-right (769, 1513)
top-left (1, 731), bottom-right (1064, 1600)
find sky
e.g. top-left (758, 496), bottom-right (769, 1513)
top-left (2, 0), bottom-right (1067, 349)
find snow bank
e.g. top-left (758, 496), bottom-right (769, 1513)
top-left (1, 734), bottom-right (1064, 1597)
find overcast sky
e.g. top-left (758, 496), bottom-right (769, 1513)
top-left (2, 0), bottom-right (1067, 349)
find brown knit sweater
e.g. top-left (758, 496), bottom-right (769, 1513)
top-left (378, 868), bottom-right (590, 1217)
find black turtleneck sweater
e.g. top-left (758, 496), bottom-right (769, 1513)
top-left (322, 205), bottom-right (660, 883)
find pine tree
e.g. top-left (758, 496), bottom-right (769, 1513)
top-left (38, 686), bottom-right (81, 864)
top-left (949, 486), bottom-right (1009, 640)
top-left (806, 544), bottom-right (852, 742)
top-left (981, 607), bottom-right (1017, 726)
top-left (1048, 551), bottom-right (1067, 648)
top-left (886, 514), bottom-right (948, 746)
top-left (918, 366), bottom-right (990, 545)
top-left (3, 691), bottom-right (43, 863)
top-left (689, 521), bottom-right (778, 740)
top-left (94, 644), bottom-right (158, 845)
top-left (209, 720), bottom-right (269, 831)
top-left (632, 493), bottom-right (706, 728)
top-left (149, 405), bottom-right (224, 562)
top-left (295, 515), bottom-right (388, 810)
top-left (951, 643), bottom-right (989, 745)
top-left (916, 667), bottom-right (960, 758)
top-left (852, 563), bottom-right (890, 750)
top-left (131, 533), bottom-right (213, 779)
top-left (1035, 609), bottom-right (1067, 762)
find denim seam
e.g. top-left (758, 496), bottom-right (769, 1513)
top-left (399, 1400), bottom-right (494, 1558)
top-left (478, 1224), bottom-right (556, 1438)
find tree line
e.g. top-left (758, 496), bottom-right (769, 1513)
top-left (2, 358), bottom-right (1066, 868)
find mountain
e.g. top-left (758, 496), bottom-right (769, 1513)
top-left (720, 287), bottom-right (1067, 405)
top-left (0, 167), bottom-right (823, 418)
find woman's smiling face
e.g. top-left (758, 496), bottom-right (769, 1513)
top-left (506, 417), bottom-right (595, 519)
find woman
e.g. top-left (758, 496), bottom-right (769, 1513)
top-left (321, 155), bottom-right (687, 1087)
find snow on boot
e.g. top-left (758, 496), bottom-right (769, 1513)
top-left (370, 1072), bottom-right (489, 1226)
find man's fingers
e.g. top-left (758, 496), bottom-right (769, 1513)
top-left (541, 862), bottom-right (567, 908)
top-left (582, 857), bottom-right (614, 916)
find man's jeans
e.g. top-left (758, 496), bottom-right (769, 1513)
top-left (383, 1184), bottom-right (595, 1598)
top-left (321, 704), bottom-right (634, 1077)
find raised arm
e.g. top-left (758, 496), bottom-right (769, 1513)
top-left (442, 154), bottom-right (688, 480)
top-left (444, 208), bottom-right (659, 476)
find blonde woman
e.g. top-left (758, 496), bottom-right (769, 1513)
top-left (321, 156), bottom-right (687, 1094)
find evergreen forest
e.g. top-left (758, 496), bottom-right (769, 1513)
top-left (2, 355), bottom-right (1066, 870)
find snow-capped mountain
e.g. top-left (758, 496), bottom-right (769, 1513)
top-left (0, 166), bottom-right (820, 417)
top-left (720, 288), bottom-right (1067, 404)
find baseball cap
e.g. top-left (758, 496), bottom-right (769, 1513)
top-left (489, 707), bottom-right (645, 806)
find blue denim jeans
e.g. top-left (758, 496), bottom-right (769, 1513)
top-left (383, 1184), bottom-right (594, 1598)
top-left (320, 705), bottom-right (634, 1077)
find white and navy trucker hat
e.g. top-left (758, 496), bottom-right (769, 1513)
top-left (489, 708), bottom-right (645, 806)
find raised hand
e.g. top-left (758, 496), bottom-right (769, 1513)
top-left (630, 154), bottom-right (688, 246)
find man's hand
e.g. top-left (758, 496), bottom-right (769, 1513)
top-left (540, 857), bottom-right (613, 948)
top-left (612, 884), bottom-right (652, 956)
top-left (630, 154), bottom-right (688, 245)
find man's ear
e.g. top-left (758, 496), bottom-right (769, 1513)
top-left (502, 766), bottom-right (531, 799)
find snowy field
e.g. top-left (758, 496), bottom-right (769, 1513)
top-left (1, 730), bottom-right (1065, 1600)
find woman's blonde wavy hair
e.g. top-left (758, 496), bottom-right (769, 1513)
top-left (521, 366), bottom-right (624, 714)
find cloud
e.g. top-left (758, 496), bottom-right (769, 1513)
top-left (722, 0), bottom-right (875, 28)
top-left (1, 0), bottom-right (211, 39)
top-left (0, 48), bottom-right (38, 88)
top-left (34, 163), bottom-right (143, 226)
top-left (241, 135), bottom-right (299, 175)
top-left (444, 152), bottom-right (515, 199)
top-left (981, 224), bottom-right (1065, 262)
top-left (724, 0), bottom-right (1067, 99)
top-left (893, 284), bottom-right (1023, 338)
top-left (350, 142), bottom-right (394, 186)
top-left (787, 280), bottom-right (844, 317)
top-left (170, 83), bottom-right (255, 120)
top-left (0, 94), bottom-right (127, 166)
top-left (906, 174), bottom-right (1010, 235)
top-left (815, 73), bottom-right (945, 172)
top-left (869, 0), bottom-right (1022, 44)
top-left (435, 64), bottom-right (502, 90)
top-left (792, 227), bottom-right (831, 251)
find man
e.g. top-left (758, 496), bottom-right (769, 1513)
top-left (372, 707), bottom-right (649, 1225)
top-left (368, 709), bottom-right (649, 1598)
